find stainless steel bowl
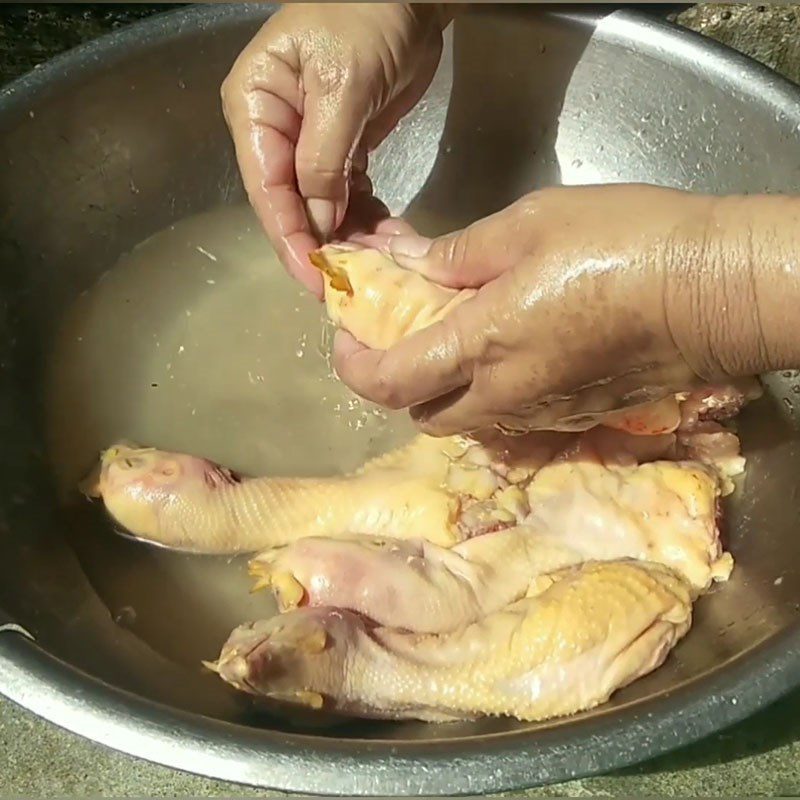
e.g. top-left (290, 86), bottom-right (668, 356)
top-left (2, 4), bottom-right (800, 795)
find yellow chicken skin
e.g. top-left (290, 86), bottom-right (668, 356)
top-left (82, 437), bottom-right (470, 553)
top-left (85, 433), bottom-right (574, 553)
top-left (248, 527), bottom-right (563, 634)
top-left (523, 460), bottom-right (732, 592)
top-left (248, 458), bottom-right (730, 633)
top-left (208, 559), bottom-right (693, 723)
top-left (310, 244), bottom-right (476, 352)
top-left (84, 424), bottom-right (736, 560)
top-left (81, 246), bottom-right (762, 726)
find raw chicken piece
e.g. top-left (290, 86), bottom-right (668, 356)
top-left (83, 395), bottom-right (746, 555)
top-left (670, 378), bottom-right (762, 487)
top-left (248, 527), bottom-right (567, 633)
top-left (524, 460), bottom-right (732, 591)
top-left (595, 377), bottom-right (761, 439)
top-left (208, 559), bottom-right (693, 723)
top-left (248, 458), bottom-right (730, 632)
top-left (677, 379), bottom-right (763, 429)
top-left (309, 245), bottom-right (476, 351)
top-left (536, 392), bottom-right (696, 436)
top-left (82, 435), bottom-right (538, 553)
top-left (678, 421), bottom-right (746, 486)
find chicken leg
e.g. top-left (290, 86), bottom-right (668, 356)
top-left (208, 559), bottom-right (693, 723)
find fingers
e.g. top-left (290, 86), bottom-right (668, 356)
top-left (410, 386), bottom-right (492, 436)
top-left (295, 77), bottom-right (373, 239)
top-left (361, 30), bottom-right (443, 151)
top-left (222, 47), bottom-right (324, 297)
top-left (337, 164), bottom-right (418, 246)
top-left (338, 190), bottom-right (418, 247)
top-left (387, 196), bottom-right (541, 289)
top-left (336, 180), bottom-right (391, 242)
top-left (411, 388), bottom-right (534, 438)
top-left (332, 305), bottom-right (478, 410)
top-left (375, 216), bottom-right (418, 236)
top-left (335, 329), bottom-right (526, 439)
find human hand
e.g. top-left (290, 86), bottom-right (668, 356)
top-left (333, 183), bottom-right (787, 436)
top-left (221, 3), bottom-right (449, 296)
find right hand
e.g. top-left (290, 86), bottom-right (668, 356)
top-left (222, 3), bottom-right (449, 296)
top-left (333, 183), bottom-right (783, 436)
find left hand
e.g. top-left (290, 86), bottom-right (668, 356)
top-left (220, 3), bottom-right (448, 296)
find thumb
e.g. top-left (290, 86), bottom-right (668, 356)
top-left (387, 198), bottom-right (538, 288)
top-left (295, 80), bottom-right (372, 240)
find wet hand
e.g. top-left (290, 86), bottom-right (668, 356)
top-left (221, 3), bottom-right (449, 296)
top-left (333, 183), bottom-right (751, 435)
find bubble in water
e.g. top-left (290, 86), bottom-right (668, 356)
top-left (783, 397), bottom-right (794, 410)
top-left (114, 606), bottom-right (137, 627)
top-left (317, 320), bottom-right (335, 369)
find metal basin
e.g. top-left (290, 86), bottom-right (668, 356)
top-left (2, 4), bottom-right (800, 795)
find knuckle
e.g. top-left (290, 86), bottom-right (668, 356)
top-left (363, 364), bottom-right (405, 410)
top-left (369, 367), bottom-right (406, 410)
top-left (312, 57), bottom-right (350, 97)
top-left (220, 90), bottom-right (233, 128)
top-left (413, 410), bottom-right (452, 438)
top-left (419, 420), bottom-right (446, 437)
top-left (509, 192), bottom-right (546, 235)
top-left (446, 310), bottom-right (480, 381)
top-left (443, 229), bottom-right (472, 271)
top-left (295, 169), bottom-right (348, 202)
top-left (514, 190), bottom-right (543, 215)
top-left (294, 155), bottom-right (347, 181)
top-left (220, 70), bottom-right (237, 111)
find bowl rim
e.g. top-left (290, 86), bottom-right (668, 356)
top-left (3, 2), bottom-right (800, 794)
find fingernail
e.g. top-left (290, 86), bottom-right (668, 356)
top-left (306, 198), bottom-right (336, 240)
top-left (389, 235), bottom-right (433, 259)
top-left (332, 328), bottom-right (364, 358)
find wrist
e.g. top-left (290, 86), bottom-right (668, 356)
top-left (668, 194), bottom-right (800, 379)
